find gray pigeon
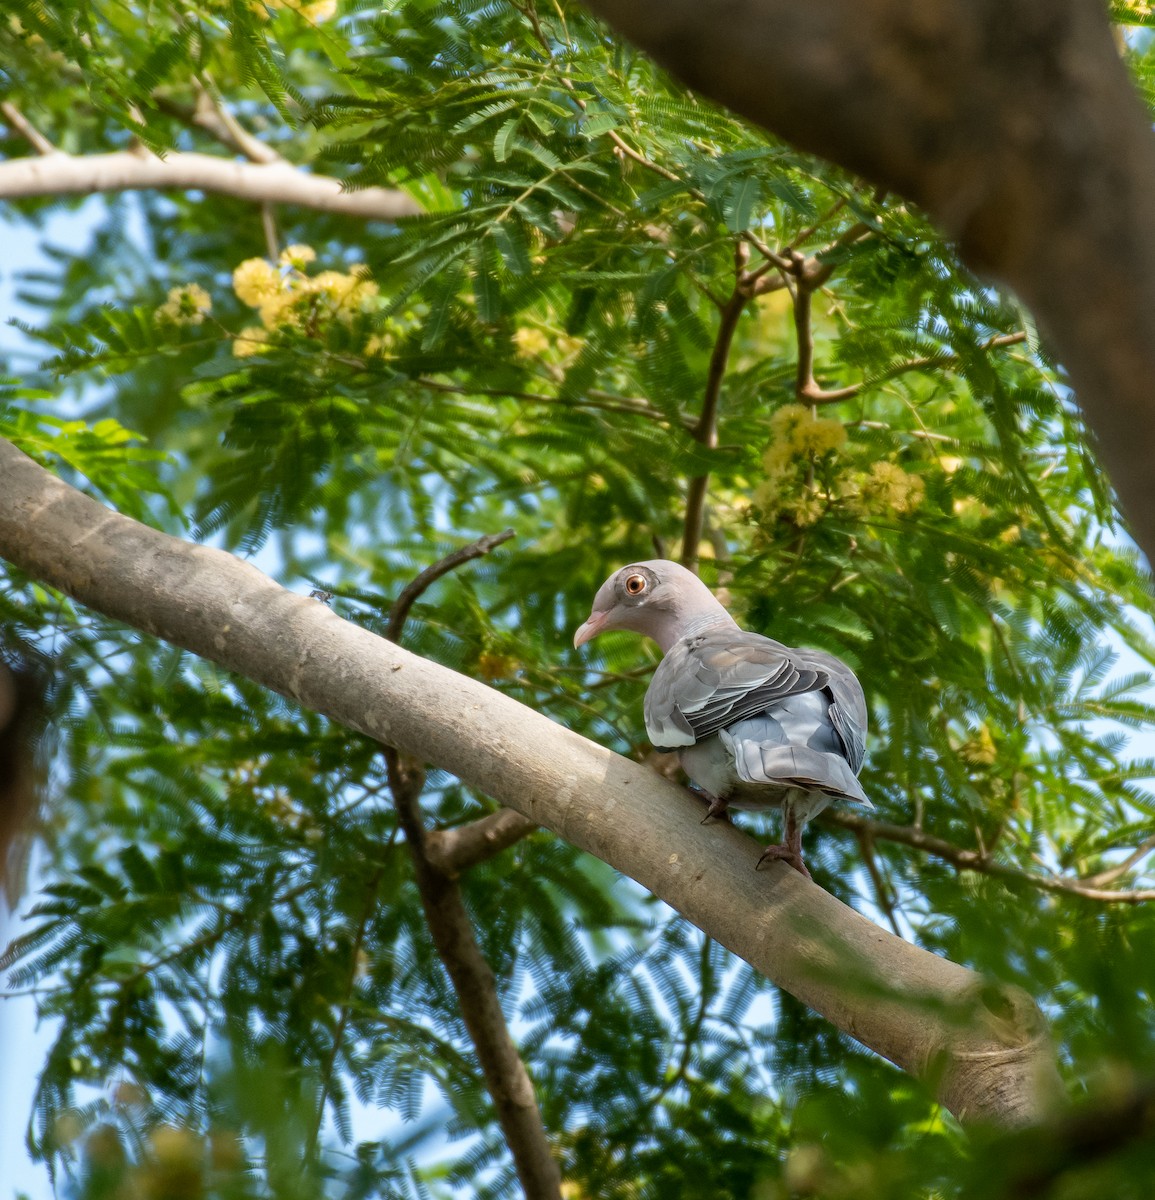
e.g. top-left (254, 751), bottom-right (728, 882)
top-left (574, 560), bottom-right (871, 876)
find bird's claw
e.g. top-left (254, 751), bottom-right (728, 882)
top-left (755, 843), bottom-right (811, 879)
top-left (699, 794), bottom-right (731, 825)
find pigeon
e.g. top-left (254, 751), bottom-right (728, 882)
top-left (574, 559), bottom-right (871, 877)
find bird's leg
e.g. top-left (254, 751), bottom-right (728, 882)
top-left (755, 799), bottom-right (811, 878)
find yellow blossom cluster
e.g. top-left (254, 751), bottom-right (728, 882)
top-left (855, 460), bottom-right (925, 516)
top-left (251, 0), bottom-right (337, 22)
top-left (753, 403), bottom-right (925, 531)
top-left (512, 325), bottom-right (585, 362)
top-left (754, 404), bottom-right (848, 528)
top-left (230, 246), bottom-right (380, 357)
top-left (155, 283), bottom-right (212, 326)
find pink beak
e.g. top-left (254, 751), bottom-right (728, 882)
top-left (573, 609), bottom-right (611, 648)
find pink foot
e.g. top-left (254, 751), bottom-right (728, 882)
top-left (756, 843), bottom-right (811, 878)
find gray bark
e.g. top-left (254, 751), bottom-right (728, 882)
top-left (0, 437), bottom-right (1062, 1125)
top-left (581, 0), bottom-right (1155, 565)
top-left (0, 149), bottom-right (420, 218)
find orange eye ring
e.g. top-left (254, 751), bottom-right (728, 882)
top-left (625, 574), bottom-right (646, 595)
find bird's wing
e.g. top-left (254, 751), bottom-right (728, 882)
top-left (644, 629), bottom-right (828, 749)
top-left (796, 648), bottom-right (868, 773)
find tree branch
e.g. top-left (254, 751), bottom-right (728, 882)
top-left (0, 149), bottom-right (421, 219)
top-left (381, 534), bottom-right (561, 1200)
top-left (681, 245), bottom-right (752, 570)
top-left (0, 102), bottom-right (56, 155)
top-left (823, 809), bottom-right (1155, 904)
top-left (578, 0), bottom-right (1155, 570)
top-left (384, 529), bottom-right (515, 642)
top-left (0, 435), bottom-right (1062, 1127)
top-left (425, 808), bottom-right (539, 877)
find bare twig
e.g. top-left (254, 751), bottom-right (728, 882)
top-left (856, 828), bottom-right (902, 936)
top-left (384, 529), bottom-right (515, 642)
top-left (0, 102), bottom-right (56, 155)
top-left (414, 376), bottom-right (678, 425)
top-left (425, 808), bottom-right (538, 876)
top-left (681, 244), bottom-right (753, 570)
top-left (152, 88), bottom-right (282, 165)
top-left (794, 242), bottom-right (1027, 405)
top-left (382, 534), bottom-right (561, 1200)
top-left (823, 809), bottom-right (1155, 904)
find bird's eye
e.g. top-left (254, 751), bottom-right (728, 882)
top-left (625, 574), bottom-right (647, 595)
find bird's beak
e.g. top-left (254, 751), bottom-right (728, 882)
top-left (573, 609), bottom-right (611, 649)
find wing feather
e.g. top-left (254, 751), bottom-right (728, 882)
top-left (645, 629), bottom-right (830, 749)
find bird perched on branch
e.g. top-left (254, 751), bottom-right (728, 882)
top-left (574, 560), bottom-right (871, 877)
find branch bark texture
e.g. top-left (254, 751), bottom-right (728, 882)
top-left (581, 0), bottom-right (1155, 564)
top-left (0, 437), bottom-right (1061, 1126)
top-left (0, 150), bottom-right (421, 219)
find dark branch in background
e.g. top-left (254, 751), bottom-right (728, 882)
top-left (823, 809), bottom-right (1155, 904)
top-left (0, 653), bottom-right (45, 900)
top-left (381, 534), bottom-right (561, 1200)
top-left (384, 529), bottom-right (515, 642)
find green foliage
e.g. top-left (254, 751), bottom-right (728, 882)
top-left (3, 1), bottom-right (1155, 1197)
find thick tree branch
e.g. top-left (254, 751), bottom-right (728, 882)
top-left (0, 148), bottom-right (421, 219)
top-left (823, 810), bottom-right (1155, 904)
top-left (381, 535), bottom-right (560, 1200)
top-left (0, 436), bottom-right (1062, 1127)
top-left (579, 0), bottom-right (1155, 566)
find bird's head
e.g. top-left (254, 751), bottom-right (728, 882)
top-left (574, 559), bottom-right (731, 653)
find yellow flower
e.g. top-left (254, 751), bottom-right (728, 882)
top-left (300, 0), bottom-right (337, 19)
top-left (513, 327), bottom-right (550, 358)
top-left (307, 268), bottom-right (379, 323)
top-left (555, 333), bottom-right (584, 359)
top-left (156, 283), bottom-right (212, 326)
top-left (857, 461), bottom-right (925, 515)
top-left (233, 327), bottom-right (268, 357)
top-left (232, 257), bottom-right (280, 306)
top-left (768, 403), bottom-right (846, 459)
top-left (279, 243), bottom-right (317, 269)
top-left (257, 288), bottom-right (300, 330)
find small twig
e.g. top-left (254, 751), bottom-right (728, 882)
top-left (681, 243), bottom-right (752, 570)
top-left (856, 829), bottom-right (902, 936)
top-left (414, 376), bottom-right (677, 425)
top-left (0, 101), bottom-right (56, 155)
top-left (1079, 835), bottom-right (1155, 888)
top-left (798, 313), bottom-right (1028, 405)
top-left (425, 807), bottom-right (538, 876)
top-left (823, 809), bottom-right (1155, 904)
top-left (785, 195), bottom-right (849, 251)
top-left (385, 530), bottom-right (515, 642)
